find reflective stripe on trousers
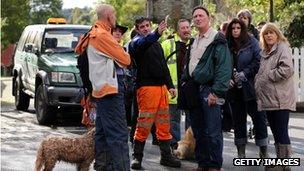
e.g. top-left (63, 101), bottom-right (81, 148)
top-left (134, 85), bottom-right (172, 142)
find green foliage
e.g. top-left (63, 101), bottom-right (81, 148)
top-left (104, 0), bottom-right (127, 22)
top-left (203, 0), bottom-right (304, 47)
top-left (283, 2), bottom-right (304, 47)
top-left (1, 0), bottom-right (31, 49)
top-left (100, 0), bottom-right (146, 29)
top-left (30, 0), bottom-right (63, 24)
top-left (2, 0), bottom-right (303, 50)
top-left (69, 7), bottom-right (93, 25)
top-left (119, 0), bottom-right (146, 28)
top-left (1, 0), bottom-right (65, 50)
top-left (70, 8), bottom-right (82, 23)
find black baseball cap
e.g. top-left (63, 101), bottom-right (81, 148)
top-left (114, 24), bottom-right (128, 35)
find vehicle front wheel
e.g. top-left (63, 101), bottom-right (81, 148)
top-left (14, 76), bottom-right (30, 111)
top-left (35, 84), bottom-right (57, 125)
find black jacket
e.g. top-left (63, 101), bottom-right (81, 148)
top-left (129, 31), bottom-right (174, 89)
top-left (248, 24), bottom-right (259, 40)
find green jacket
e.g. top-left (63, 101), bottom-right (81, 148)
top-left (185, 32), bottom-right (232, 97)
top-left (161, 34), bottom-right (190, 104)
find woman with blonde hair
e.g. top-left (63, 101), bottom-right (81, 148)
top-left (255, 23), bottom-right (295, 171)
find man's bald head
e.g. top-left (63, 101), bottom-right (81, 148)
top-left (96, 4), bottom-right (116, 28)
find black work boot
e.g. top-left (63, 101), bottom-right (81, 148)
top-left (236, 144), bottom-right (246, 158)
top-left (151, 124), bottom-right (159, 145)
top-left (259, 145), bottom-right (269, 158)
top-left (131, 140), bottom-right (145, 170)
top-left (93, 152), bottom-right (113, 171)
top-left (159, 140), bottom-right (181, 167)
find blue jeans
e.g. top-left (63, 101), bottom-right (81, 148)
top-left (189, 85), bottom-right (223, 169)
top-left (169, 104), bottom-right (181, 146)
top-left (221, 102), bottom-right (233, 132)
top-left (94, 75), bottom-right (130, 171)
top-left (231, 100), bottom-right (268, 146)
top-left (266, 110), bottom-right (290, 144)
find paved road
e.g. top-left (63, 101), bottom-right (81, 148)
top-left (1, 77), bottom-right (304, 171)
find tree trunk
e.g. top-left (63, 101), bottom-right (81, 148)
top-left (269, 0), bottom-right (274, 22)
top-left (147, 0), bottom-right (153, 18)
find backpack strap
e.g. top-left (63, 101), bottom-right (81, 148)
top-left (165, 50), bottom-right (177, 63)
top-left (167, 38), bottom-right (194, 63)
top-left (76, 27), bottom-right (93, 117)
top-left (75, 27), bottom-right (92, 54)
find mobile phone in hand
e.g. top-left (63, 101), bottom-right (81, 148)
top-left (165, 15), bottom-right (170, 24)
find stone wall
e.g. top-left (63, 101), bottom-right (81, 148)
top-left (147, 0), bottom-right (201, 29)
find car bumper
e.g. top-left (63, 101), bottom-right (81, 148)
top-left (44, 85), bottom-right (84, 106)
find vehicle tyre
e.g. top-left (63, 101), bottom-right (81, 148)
top-left (35, 84), bottom-right (57, 125)
top-left (14, 76), bottom-right (30, 111)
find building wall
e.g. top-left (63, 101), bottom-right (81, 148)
top-left (147, 0), bottom-right (201, 29)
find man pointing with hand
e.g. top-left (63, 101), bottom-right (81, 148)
top-left (129, 17), bottom-right (180, 169)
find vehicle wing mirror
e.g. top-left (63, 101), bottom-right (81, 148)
top-left (24, 43), bottom-right (33, 52)
top-left (24, 43), bottom-right (38, 54)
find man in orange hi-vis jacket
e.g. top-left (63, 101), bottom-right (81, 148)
top-left (128, 17), bottom-right (181, 169)
top-left (75, 4), bottom-right (130, 171)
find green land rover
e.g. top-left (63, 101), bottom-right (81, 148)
top-left (12, 20), bottom-right (90, 125)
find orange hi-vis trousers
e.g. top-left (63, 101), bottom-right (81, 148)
top-left (134, 85), bottom-right (172, 142)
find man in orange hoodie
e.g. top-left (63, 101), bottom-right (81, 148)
top-left (76, 4), bottom-right (131, 171)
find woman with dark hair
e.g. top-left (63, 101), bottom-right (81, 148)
top-left (226, 18), bottom-right (268, 158)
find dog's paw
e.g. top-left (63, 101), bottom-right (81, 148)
top-left (173, 150), bottom-right (180, 157)
top-left (173, 150), bottom-right (185, 160)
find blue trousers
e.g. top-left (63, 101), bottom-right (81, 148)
top-left (266, 110), bottom-right (290, 144)
top-left (231, 99), bottom-right (268, 146)
top-left (169, 104), bottom-right (181, 146)
top-left (94, 75), bottom-right (130, 171)
top-left (189, 85), bottom-right (223, 169)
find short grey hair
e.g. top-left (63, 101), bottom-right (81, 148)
top-left (177, 19), bottom-right (190, 29)
top-left (96, 4), bottom-right (114, 20)
top-left (237, 9), bottom-right (252, 25)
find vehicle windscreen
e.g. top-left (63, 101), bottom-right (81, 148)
top-left (43, 28), bottom-right (89, 53)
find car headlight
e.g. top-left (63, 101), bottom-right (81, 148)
top-left (51, 72), bottom-right (75, 83)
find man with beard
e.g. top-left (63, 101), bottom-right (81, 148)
top-left (161, 19), bottom-right (192, 150)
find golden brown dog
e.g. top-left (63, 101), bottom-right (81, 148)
top-left (35, 128), bottom-right (95, 171)
top-left (173, 127), bottom-right (196, 160)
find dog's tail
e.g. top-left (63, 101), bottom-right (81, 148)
top-left (35, 143), bottom-right (44, 171)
